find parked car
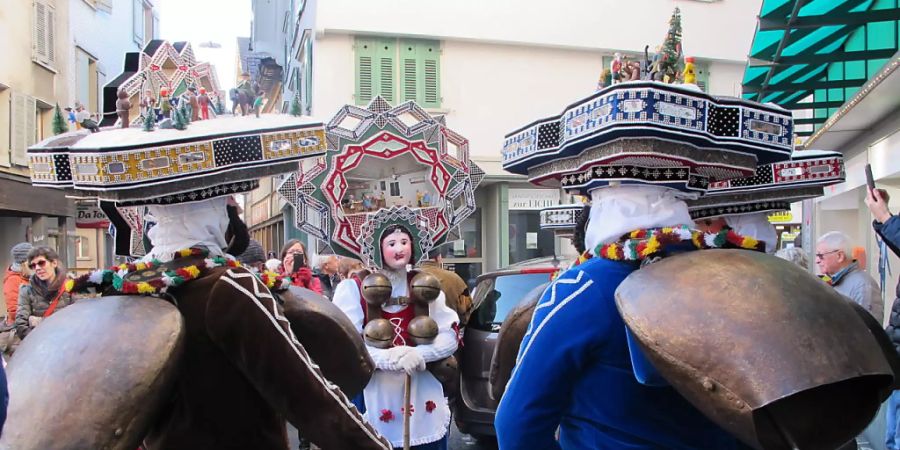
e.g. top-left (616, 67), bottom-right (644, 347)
top-left (455, 257), bottom-right (561, 441)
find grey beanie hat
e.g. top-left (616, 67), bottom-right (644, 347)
top-left (237, 240), bottom-right (265, 265)
top-left (10, 242), bottom-right (33, 271)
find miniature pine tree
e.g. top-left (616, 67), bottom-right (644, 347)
top-left (173, 107), bottom-right (187, 130)
top-left (52, 104), bottom-right (68, 135)
top-left (181, 103), bottom-right (192, 124)
top-left (142, 111), bottom-right (156, 132)
top-left (290, 95), bottom-right (302, 117)
top-left (658, 7), bottom-right (684, 83)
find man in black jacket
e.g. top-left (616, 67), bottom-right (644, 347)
top-left (865, 187), bottom-right (900, 450)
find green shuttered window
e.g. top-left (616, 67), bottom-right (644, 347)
top-left (356, 37), bottom-right (440, 108)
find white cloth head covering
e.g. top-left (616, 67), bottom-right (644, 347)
top-left (584, 185), bottom-right (695, 254)
top-left (144, 197), bottom-right (229, 262)
top-left (725, 212), bottom-right (778, 254)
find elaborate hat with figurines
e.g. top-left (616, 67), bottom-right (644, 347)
top-left (688, 149), bottom-right (845, 220)
top-left (28, 114), bottom-right (326, 256)
top-left (279, 97), bottom-right (484, 269)
top-left (503, 81), bottom-right (795, 195)
top-left (540, 203), bottom-right (589, 239)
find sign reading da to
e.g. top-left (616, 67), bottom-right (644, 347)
top-left (509, 188), bottom-right (560, 210)
top-left (76, 203), bottom-right (110, 229)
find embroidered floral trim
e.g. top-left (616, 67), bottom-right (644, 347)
top-left (425, 400), bottom-right (436, 413)
top-left (379, 409), bottom-right (394, 422)
top-left (595, 226), bottom-right (762, 261)
top-left (401, 405), bottom-right (415, 415)
top-left (65, 248), bottom-right (243, 295)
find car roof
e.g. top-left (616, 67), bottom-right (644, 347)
top-left (474, 257), bottom-right (561, 285)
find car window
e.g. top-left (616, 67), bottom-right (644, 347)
top-left (469, 272), bottom-right (552, 332)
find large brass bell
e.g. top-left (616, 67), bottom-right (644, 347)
top-left (364, 318), bottom-right (394, 349)
top-left (407, 315), bottom-right (439, 346)
top-left (410, 272), bottom-right (441, 305)
top-left (361, 272), bottom-right (392, 306)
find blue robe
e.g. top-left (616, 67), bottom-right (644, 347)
top-left (495, 255), bottom-right (744, 450)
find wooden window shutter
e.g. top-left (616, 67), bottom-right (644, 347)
top-left (33, 1), bottom-right (47, 63)
top-left (420, 40), bottom-right (440, 108)
top-left (46, 3), bottom-right (56, 64)
top-left (399, 40), bottom-right (419, 103)
top-left (355, 37), bottom-right (375, 105)
top-left (398, 39), bottom-right (440, 108)
top-left (376, 38), bottom-right (396, 103)
top-left (10, 92), bottom-right (34, 166)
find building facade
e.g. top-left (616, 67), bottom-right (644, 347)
top-left (247, 0), bottom-right (762, 278)
top-left (0, 0), bottom-right (159, 278)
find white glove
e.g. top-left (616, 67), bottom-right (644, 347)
top-left (396, 347), bottom-right (426, 375)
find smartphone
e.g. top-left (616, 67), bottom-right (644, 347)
top-left (865, 164), bottom-right (876, 191)
top-left (291, 252), bottom-right (306, 273)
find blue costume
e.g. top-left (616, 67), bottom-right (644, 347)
top-left (495, 255), bottom-right (743, 449)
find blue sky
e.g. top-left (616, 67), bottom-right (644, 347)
top-left (157, 0), bottom-right (251, 91)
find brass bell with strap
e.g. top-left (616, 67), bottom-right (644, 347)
top-left (615, 249), bottom-right (897, 450)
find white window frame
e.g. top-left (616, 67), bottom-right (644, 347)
top-left (133, 0), bottom-right (144, 46)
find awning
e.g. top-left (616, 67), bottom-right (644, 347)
top-left (741, 0), bottom-right (900, 137)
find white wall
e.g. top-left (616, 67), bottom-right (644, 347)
top-left (316, 0), bottom-right (760, 63)
top-left (69, 0), bottom-right (144, 114)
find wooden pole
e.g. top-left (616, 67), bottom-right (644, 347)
top-left (403, 373), bottom-right (412, 450)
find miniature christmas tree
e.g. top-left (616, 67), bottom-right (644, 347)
top-left (290, 95), bottom-right (302, 117)
top-left (172, 107), bottom-right (187, 130)
top-left (658, 7), bottom-right (684, 83)
top-left (52, 104), bottom-right (68, 135)
top-left (142, 111), bottom-right (156, 132)
top-left (180, 103), bottom-right (191, 125)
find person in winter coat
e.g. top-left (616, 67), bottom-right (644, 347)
top-left (280, 240), bottom-right (322, 294)
top-left (15, 247), bottom-right (76, 339)
top-left (3, 243), bottom-right (31, 326)
top-left (816, 231), bottom-right (883, 322)
top-left (865, 187), bottom-right (900, 450)
top-left (1, 242), bottom-right (32, 356)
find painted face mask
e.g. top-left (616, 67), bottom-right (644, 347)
top-left (381, 228), bottom-right (412, 270)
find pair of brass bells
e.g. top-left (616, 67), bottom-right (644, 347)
top-left (362, 272), bottom-right (441, 349)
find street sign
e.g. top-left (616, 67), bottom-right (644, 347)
top-left (76, 203), bottom-right (110, 229)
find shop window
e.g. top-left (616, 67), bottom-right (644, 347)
top-left (508, 210), bottom-right (555, 265)
top-left (443, 208), bottom-right (482, 259)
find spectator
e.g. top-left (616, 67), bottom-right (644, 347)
top-left (775, 247), bottom-right (809, 270)
top-left (314, 254), bottom-right (340, 299)
top-left (338, 257), bottom-right (365, 281)
top-left (3, 243), bottom-right (31, 326)
top-left (864, 187), bottom-right (900, 450)
top-left (1, 243), bottom-right (31, 356)
top-left (419, 246), bottom-right (473, 329)
top-left (236, 239), bottom-right (266, 273)
top-left (279, 240), bottom-right (322, 294)
top-left (15, 247), bottom-right (77, 339)
top-left (816, 231), bottom-right (883, 322)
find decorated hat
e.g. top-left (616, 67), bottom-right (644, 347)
top-left (540, 203), bottom-right (589, 239)
top-left (503, 81), bottom-right (795, 195)
top-left (279, 97), bottom-right (484, 269)
top-left (28, 115), bottom-right (326, 256)
top-left (688, 149), bottom-right (845, 220)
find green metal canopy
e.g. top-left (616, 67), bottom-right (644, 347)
top-left (742, 0), bottom-right (900, 136)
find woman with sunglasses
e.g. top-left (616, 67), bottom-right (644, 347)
top-left (14, 247), bottom-right (76, 340)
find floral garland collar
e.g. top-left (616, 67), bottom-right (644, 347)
top-left (595, 225), bottom-right (763, 262)
top-left (66, 248), bottom-right (291, 295)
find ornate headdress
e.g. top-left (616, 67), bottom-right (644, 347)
top-left (503, 82), bottom-right (794, 195)
top-left (28, 114), bottom-right (325, 256)
top-left (279, 97), bottom-right (484, 269)
top-left (688, 149), bottom-right (845, 220)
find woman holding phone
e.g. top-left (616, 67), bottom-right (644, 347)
top-left (280, 239), bottom-right (322, 294)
